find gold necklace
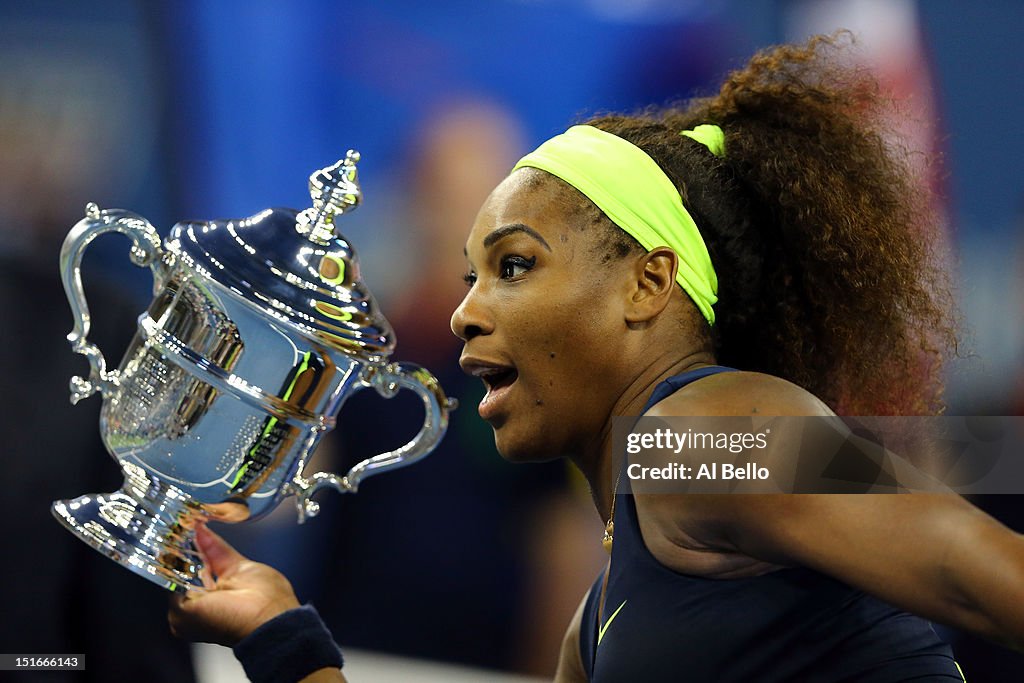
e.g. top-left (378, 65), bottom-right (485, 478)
top-left (601, 469), bottom-right (623, 554)
top-left (602, 517), bottom-right (615, 554)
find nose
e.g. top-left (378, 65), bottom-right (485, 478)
top-left (450, 286), bottom-right (492, 341)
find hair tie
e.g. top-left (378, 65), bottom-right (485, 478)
top-left (680, 124), bottom-right (725, 157)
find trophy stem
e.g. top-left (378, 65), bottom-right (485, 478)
top-left (51, 462), bottom-right (208, 593)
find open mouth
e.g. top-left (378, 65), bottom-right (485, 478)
top-left (461, 361), bottom-right (519, 421)
top-left (480, 367), bottom-right (518, 393)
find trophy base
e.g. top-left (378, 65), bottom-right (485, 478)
top-left (52, 463), bottom-right (207, 593)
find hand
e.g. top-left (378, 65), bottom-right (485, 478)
top-left (168, 524), bottom-right (301, 646)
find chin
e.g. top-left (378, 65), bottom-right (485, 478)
top-left (492, 428), bottom-right (562, 464)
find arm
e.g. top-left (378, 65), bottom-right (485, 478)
top-left (554, 591), bottom-right (589, 683)
top-left (168, 525), bottom-right (347, 682)
top-left (646, 371), bottom-right (1024, 651)
top-left (692, 492), bottom-right (1024, 651)
top-left (300, 670), bottom-right (348, 682)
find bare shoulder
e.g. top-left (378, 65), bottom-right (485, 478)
top-left (635, 369), bottom-right (832, 576)
top-left (646, 369), bottom-right (833, 418)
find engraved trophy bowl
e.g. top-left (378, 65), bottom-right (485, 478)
top-left (53, 152), bottom-right (454, 592)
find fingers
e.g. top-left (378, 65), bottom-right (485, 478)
top-left (167, 592), bottom-right (198, 641)
top-left (167, 528), bottom-right (304, 646)
top-left (168, 590), bottom-right (226, 644)
top-left (167, 564), bottom-right (301, 646)
top-left (195, 524), bottom-right (248, 580)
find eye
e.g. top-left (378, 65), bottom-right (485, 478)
top-left (499, 255), bottom-right (536, 280)
top-left (462, 271), bottom-right (477, 288)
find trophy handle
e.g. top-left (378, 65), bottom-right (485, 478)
top-left (60, 202), bottom-right (168, 404)
top-left (291, 362), bottom-right (456, 521)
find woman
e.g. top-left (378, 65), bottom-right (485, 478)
top-left (169, 35), bottom-right (1024, 682)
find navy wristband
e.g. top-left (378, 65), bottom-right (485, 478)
top-left (233, 604), bottom-right (343, 683)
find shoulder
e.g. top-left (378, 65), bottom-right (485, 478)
top-left (646, 369), bottom-right (833, 418)
top-left (634, 369), bottom-right (833, 574)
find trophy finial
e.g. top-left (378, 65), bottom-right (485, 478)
top-left (303, 151), bottom-right (362, 242)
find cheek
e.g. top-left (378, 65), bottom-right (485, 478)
top-left (532, 299), bottom-right (596, 351)
top-left (521, 299), bottom-right (619, 393)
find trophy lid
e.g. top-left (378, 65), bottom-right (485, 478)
top-left (164, 152), bottom-right (396, 362)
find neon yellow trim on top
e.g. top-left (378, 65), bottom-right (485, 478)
top-left (598, 599), bottom-right (627, 645)
top-left (513, 125), bottom-right (718, 325)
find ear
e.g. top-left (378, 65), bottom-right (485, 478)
top-left (625, 247), bottom-right (678, 324)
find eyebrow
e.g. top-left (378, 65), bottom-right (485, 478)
top-left (481, 223), bottom-right (552, 251)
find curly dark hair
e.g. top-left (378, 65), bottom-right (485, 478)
top-left (578, 33), bottom-right (956, 416)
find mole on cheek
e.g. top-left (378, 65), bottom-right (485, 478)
top-left (550, 352), bottom-right (556, 359)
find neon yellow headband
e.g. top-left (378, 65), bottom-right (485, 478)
top-left (512, 124), bottom-right (722, 325)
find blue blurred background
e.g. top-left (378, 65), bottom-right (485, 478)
top-left (2, 1), bottom-right (1021, 681)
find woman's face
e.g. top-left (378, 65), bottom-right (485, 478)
top-left (451, 170), bottom-right (636, 462)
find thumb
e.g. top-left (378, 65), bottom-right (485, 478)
top-left (194, 524), bottom-right (247, 580)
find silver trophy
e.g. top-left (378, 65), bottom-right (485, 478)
top-left (53, 152), bottom-right (454, 592)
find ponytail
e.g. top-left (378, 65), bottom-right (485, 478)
top-left (584, 33), bottom-right (955, 415)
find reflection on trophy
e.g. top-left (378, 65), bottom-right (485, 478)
top-left (53, 152), bottom-right (454, 592)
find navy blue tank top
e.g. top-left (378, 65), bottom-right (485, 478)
top-left (580, 367), bottom-right (964, 682)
